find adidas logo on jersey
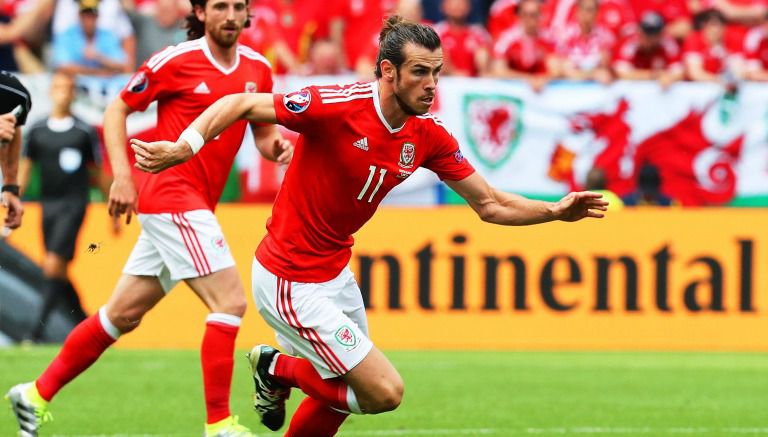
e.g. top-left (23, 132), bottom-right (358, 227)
top-left (353, 137), bottom-right (369, 151)
top-left (193, 82), bottom-right (211, 94)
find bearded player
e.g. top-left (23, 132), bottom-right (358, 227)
top-left (6, 0), bottom-right (291, 435)
top-left (131, 16), bottom-right (606, 437)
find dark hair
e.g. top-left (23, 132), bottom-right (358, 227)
top-left (184, 0), bottom-right (207, 40)
top-left (693, 8), bottom-right (726, 31)
top-left (184, 0), bottom-right (251, 40)
top-left (374, 15), bottom-right (441, 78)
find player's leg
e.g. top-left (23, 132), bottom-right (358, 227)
top-left (274, 269), bottom-right (401, 433)
top-left (186, 266), bottom-right (248, 431)
top-left (249, 260), bottom-right (403, 432)
top-left (283, 396), bottom-right (348, 437)
top-left (151, 210), bottom-right (250, 435)
top-left (7, 227), bottom-right (169, 436)
top-left (7, 274), bottom-right (165, 435)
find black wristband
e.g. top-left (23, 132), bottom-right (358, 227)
top-left (2, 184), bottom-right (19, 196)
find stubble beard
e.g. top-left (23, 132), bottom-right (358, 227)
top-left (393, 75), bottom-right (427, 116)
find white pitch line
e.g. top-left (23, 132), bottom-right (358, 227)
top-left (50, 427), bottom-right (768, 437)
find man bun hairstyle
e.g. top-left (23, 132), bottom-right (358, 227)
top-left (374, 15), bottom-right (441, 78)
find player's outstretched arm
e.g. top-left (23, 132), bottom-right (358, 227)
top-left (444, 172), bottom-right (608, 226)
top-left (131, 93), bottom-right (276, 173)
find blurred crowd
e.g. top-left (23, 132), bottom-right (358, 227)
top-left (2, 0), bottom-right (768, 87)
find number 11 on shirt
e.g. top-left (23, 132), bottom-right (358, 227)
top-left (357, 165), bottom-right (387, 203)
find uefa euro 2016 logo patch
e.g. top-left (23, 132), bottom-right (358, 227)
top-left (454, 149), bottom-right (464, 163)
top-left (283, 89), bottom-right (311, 113)
top-left (127, 71), bottom-right (148, 93)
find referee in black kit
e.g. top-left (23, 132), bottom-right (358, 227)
top-left (19, 72), bottom-right (112, 340)
top-left (0, 70), bottom-right (30, 231)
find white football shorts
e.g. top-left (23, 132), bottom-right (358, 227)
top-left (251, 257), bottom-right (373, 379)
top-left (123, 210), bottom-right (235, 292)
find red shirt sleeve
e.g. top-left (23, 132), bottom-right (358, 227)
top-left (273, 86), bottom-right (338, 135)
top-left (120, 54), bottom-right (172, 112)
top-left (421, 120), bottom-right (475, 181)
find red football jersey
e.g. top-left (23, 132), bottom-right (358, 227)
top-left (632, 0), bottom-right (690, 24)
top-left (120, 37), bottom-right (273, 213)
top-left (433, 22), bottom-right (491, 77)
top-left (256, 81), bottom-right (475, 282)
top-left (556, 23), bottom-right (616, 71)
top-left (744, 26), bottom-right (768, 70)
top-left (494, 26), bottom-right (555, 74)
top-left (488, 0), bottom-right (519, 39)
top-left (544, 0), bottom-right (636, 38)
top-left (613, 34), bottom-right (682, 72)
top-left (682, 31), bottom-right (741, 76)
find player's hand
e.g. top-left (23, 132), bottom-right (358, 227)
top-left (273, 138), bottom-right (293, 165)
top-left (108, 175), bottom-right (137, 225)
top-left (0, 113), bottom-right (16, 144)
top-left (110, 213), bottom-right (122, 235)
top-left (553, 191), bottom-right (608, 222)
top-left (1, 191), bottom-right (23, 229)
top-left (130, 138), bottom-right (193, 173)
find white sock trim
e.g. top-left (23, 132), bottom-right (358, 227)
top-left (268, 352), bottom-right (280, 375)
top-left (346, 386), bottom-right (363, 414)
top-left (98, 307), bottom-right (121, 340)
top-left (206, 313), bottom-right (242, 327)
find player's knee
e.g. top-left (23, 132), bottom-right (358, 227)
top-left (107, 307), bottom-right (146, 333)
top-left (219, 294), bottom-right (247, 317)
top-left (366, 378), bottom-right (404, 414)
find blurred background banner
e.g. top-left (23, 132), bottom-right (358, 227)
top-left (17, 74), bottom-right (768, 206)
top-left (7, 204), bottom-right (768, 350)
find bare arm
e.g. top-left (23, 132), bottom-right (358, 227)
top-left (130, 93), bottom-right (277, 172)
top-left (0, 126), bottom-right (22, 186)
top-left (0, 0), bottom-right (54, 45)
top-left (17, 156), bottom-right (31, 197)
top-left (444, 172), bottom-right (607, 225)
top-left (251, 123), bottom-right (293, 164)
top-left (0, 125), bottom-right (24, 229)
top-left (614, 64), bottom-right (656, 80)
top-left (103, 97), bottom-right (138, 223)
top-left (685, 57), bottom-right (721, 82)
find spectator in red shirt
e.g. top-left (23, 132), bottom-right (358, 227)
top-left (632, 0), bottom-right (693, 40)
top-left (544, 0), bottom-right (637, 40)
top-left (330, 0), bottom-right (395, 77)
top-left (433, 0), bottom-right (491, 76)
top-left (487, 0), bottom-right (519, 39)
top-left (240, 0), bottom-right (330, 74)
top-left (556, 0), bottom-right (616, 83)
top-left (613, 11), bottom-right (684, 87)
top-left (489, 0), bottom-right (559, 90)
top-left (742, 13), bottom-right (768, 79)
top-left (683, 8), bottom-right (743, 81)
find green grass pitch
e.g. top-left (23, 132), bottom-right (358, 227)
top-left (2, 347), bottom-right (768, 436)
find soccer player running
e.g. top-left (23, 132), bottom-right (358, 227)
top-left (0, 70), bottom-right (31, 232)
top-left (131, 16), bottom-right (607, 437)
top-left (6, 0), bottom-right (292, 436)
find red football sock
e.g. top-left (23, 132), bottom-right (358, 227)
top-left (201, 316), bottom-right (240, 424)
top-left (35, 314), bottom-right (117, 401)
top-left (285, 396), bottom-right (349, 437)
top-left (273, 354), bottom-right (349, 411)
